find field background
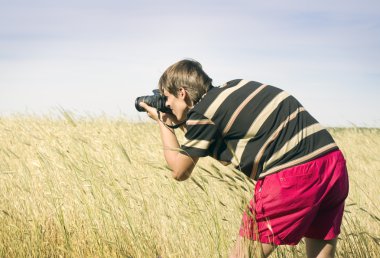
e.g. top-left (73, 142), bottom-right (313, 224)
top-left (0, 115), bottom-right (379, 257)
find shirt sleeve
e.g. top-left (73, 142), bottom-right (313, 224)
top-left (180, 111), bottom-right (218, 157)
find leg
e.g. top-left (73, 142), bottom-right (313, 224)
top-left (305, 237), bottom-right (337, 258)
top-left (261, 242), bottom-right (276, 258)
top-left (229, 236), bottom-right (276, 258)
top-left (303, 153), bottom-right (348, 258)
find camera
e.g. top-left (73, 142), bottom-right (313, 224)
top-left (135, 89), bottom-right (172, 114)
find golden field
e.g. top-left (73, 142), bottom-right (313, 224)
top-left (0, 115), bottom-right (379, 257)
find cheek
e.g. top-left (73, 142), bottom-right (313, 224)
top-left (170, 101), bottom-right (177, 111)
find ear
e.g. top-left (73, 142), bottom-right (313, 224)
top-left (178, 87), bottom-right (187, 99)
top-left (179, 87), bottom-right (194, 107)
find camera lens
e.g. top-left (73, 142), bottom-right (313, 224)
top-left (134, 91), bottom-right (172, 114)
top-left (135, 97), bottom-right (146, 112)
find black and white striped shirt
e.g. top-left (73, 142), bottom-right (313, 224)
top-left (180, 79), bottom-right (338, 180)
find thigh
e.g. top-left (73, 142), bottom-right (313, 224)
top-left (239, 151), bottom-right (348, 246)
top-left (256, 166), bottom-right (322, 245)
top-left (305, 237), bottom-right (337, 258)
top-left (240, 165), bottom-right (321, 245)
top-left (229, 236), bottom-right (276, 258)
top-left (304, 154), bottom-right (349, 240)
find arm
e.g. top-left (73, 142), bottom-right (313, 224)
top-left (139, 102), bottom-right (198, 181)
top-left (158, 120), bottom-right (198, 181)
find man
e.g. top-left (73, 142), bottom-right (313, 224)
top-left (139, 59), bottom-right (349, 258)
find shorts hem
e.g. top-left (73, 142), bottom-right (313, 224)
top-left (304, 232), bottom-right (340, 241)
top-left (239, 230), bottom-right (299, 246)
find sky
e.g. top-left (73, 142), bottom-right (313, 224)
top-left (0, 0), bottom-right (379, 127)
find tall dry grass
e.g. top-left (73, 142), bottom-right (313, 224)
top-left (0, 114), bottom-right (379, 257)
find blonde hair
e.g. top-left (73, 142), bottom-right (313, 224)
top-left (158, 59), bottom-right (213, 104)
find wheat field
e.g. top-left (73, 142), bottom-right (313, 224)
top-left (0, 114), bottom-right (379, 257)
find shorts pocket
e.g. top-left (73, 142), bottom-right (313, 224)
top-left (259, 166), bottom-right (319, 217)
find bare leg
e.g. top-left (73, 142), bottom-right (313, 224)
top-left (260, 242), bottom-right (276, 258)
top-left (230, 236), bottom-right (276, 258)
top-left (305, 237), bottom-right (337, 258)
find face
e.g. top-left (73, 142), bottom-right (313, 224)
top-left (163, 88), bottom-right (190, 121)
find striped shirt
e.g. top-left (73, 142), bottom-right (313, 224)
top-left (180, 79), bottom-right (338, 180)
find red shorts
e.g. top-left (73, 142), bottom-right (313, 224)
top-left (239, 150), bottom-right (349, 245)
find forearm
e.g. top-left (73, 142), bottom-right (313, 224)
top-left (138, 100), bottom-right (196, 180)
top-left (158, 120), bottom-right (181, 167)
top-left (157, 120), bottom-right (197, 180)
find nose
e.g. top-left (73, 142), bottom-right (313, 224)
top-left (164, 97), bottom-right (170, 108)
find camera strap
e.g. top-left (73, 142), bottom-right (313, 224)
top-left (157, 110), bottom-right (187, 129)
top-left (166, 120), bottom-right (187, 129)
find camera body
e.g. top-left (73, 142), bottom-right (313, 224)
top-left (135, 89), bottom-right (172, 114)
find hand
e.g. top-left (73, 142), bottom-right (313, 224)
top-left (139, 102), bottom-right (160, 121)
top-left (138, 102), bottom-right (176, 122)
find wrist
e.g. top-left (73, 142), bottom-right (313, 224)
top-left (158, 119), bottom-right (175, 133)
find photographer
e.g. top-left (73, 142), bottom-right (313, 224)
top-left (139, 59), bottom-right (349, 258)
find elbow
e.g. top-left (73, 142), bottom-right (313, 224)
top-left (172, 170), bottom-right (192, 181)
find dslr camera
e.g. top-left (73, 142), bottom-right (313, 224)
top-left (135, 89), bottom-right (172, 114)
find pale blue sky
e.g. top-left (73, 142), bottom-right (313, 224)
top-left (0, 0), bottom-right (379, 126)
